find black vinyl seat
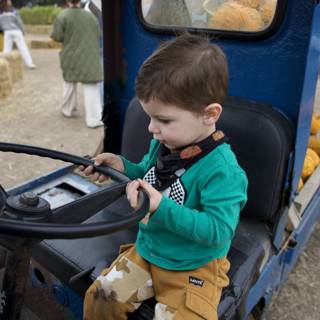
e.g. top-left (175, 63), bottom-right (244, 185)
top-left (32, 96), bottom-right (293, 319)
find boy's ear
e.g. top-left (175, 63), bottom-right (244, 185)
top-left (202, 103), bottom-right (222, 125)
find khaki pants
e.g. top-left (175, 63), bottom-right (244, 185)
top-left (61, 81), bottom-right (102, 128)
top-left (84, 244), bottom-right (230, 320)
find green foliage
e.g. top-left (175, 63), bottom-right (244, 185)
top-left (12, 1), bottom-right (66, 7)
top-left (19, 5), bottom-right (62, 25)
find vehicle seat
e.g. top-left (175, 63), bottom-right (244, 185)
top-left (32, 96), bottom-right (293, 319)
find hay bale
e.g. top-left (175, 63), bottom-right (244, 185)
top-left (234, 0), bottom-right (260, 9)
top-left (30, 39), bottom-right (61, 49)
top-left (0, 32), bottom-right (3, 51)
top-left (25, 24), bottom-right (53, 35)
top-left (207, 2), bottom-right (264, 31)
top-left (0, 58), bottom-right (12, 99)
top-left (0, 51), bottom-right (24, 82)
top-left (258, 0), bottom-right (277, 25)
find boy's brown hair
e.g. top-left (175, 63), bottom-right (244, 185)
top-left (135, 33), bottom-right (228, 113)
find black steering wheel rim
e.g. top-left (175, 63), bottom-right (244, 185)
top-left (0, 142), bottom-right (150, 239)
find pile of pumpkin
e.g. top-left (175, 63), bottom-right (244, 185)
top-left (203, 0), bottom-right (277, 31)
top-left (298, 113), bottom-right (320, 191)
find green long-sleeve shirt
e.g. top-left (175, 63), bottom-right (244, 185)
top-left (51, 7), bottom-right (103, 83)
top-left (122, 139), bottom-right (248, 270)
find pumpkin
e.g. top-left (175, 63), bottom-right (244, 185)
top-left (308, 135), bottom-right (320, 156)
top-left (306, 148), bottom-right (320, 166)
top-left (298, 178), bottom-right (304, 192)
top-left (207, 2), bottom-right (264, 31)
top-left (258, 0), bottom-right (277, 25)
top-left (301, 152), bottom-right (317, 180)
top-left (310, 113), bottom-right (320, 135)
top-left (234, 0), bottom-right (260, 9)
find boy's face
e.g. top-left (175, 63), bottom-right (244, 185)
top-left (140, 99), bottom-right (221, 151)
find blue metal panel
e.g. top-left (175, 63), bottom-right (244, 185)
top-left (7, 165), bottom-right (73, 196)
top-left (245, 253), bottom-right (283, 314)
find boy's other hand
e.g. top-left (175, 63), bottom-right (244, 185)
top-left (79, 153), bottom-right (124, 183)
top-left (126, 179), bottom-right (162, 213)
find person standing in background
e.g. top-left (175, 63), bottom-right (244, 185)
top-left (83, 0), bottom-right (104, 105)
top-left (51, 0), bottom-right (103, 128)
top-left (0, 0), bottom-right (36, 69)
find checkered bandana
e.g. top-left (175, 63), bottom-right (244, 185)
top-left (152, 130), bottom-right (227, 191)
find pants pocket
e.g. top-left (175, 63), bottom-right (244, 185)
top-left (184, 288), bottom-right (217, 320)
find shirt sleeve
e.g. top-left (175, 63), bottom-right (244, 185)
top-left (150, 165), bottom-right (248, 247)
top-left (121, 140), bottom-right (159, 180)
top-left (51, 15), bottom-right (64, 42)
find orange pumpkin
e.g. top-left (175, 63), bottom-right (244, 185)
top-left (310, 113), bottom-right (320, 135)
top-left (207, 2), bottom-right (263, 31)
top-left (308, 135), bottom-right (320, 155)
top-left (306, 148), bottom-right (320, 166)
top-left (258, 0), bottom-right (277, 25)
top-left (301, 152), bottom-right (317, 180)
top-left (234, 0), bottom-right (260, 9)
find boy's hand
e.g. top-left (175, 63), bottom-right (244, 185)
top-left (79, 153), bottom-right (124, 183)
top-left (126, 179), bottom-right (162, 213)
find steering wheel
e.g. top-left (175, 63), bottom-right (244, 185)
top-left (0, 142), bottom-right (150, 239)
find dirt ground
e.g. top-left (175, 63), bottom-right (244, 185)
top-left (0, 49), bottom-right (104, 189)
top-left (0, 48), bottom-right (319, 320)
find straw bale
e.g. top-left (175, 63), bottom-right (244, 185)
top-left (258, 0), bottom-right (277, 25)
top-left (25, 24), bottom-right (53, 35)
top-left (234, 0), bottom-right (260, 9)
top-left (0, 51), bottom-right (24, 82)
top-left (0, 58), bottom-right (12, 99)
top-left (207, 2), bottom-right (264, 31)
top-left (0, 32), bottom-right (3, 51)
top-left (30, 39), bottom-right (61, 49)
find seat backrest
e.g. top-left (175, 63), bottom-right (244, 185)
top-left (121, 98), bottom-right (152, 162)
top-left (121, 97), bottom-right (294, 221)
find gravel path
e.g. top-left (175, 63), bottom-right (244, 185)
top-left (0, 48), bottom-right (319, 320)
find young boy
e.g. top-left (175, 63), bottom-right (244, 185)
top-left (83, 33), bottom-right (248, 320)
